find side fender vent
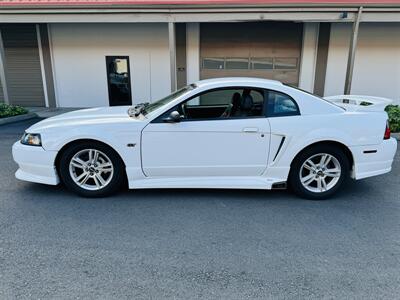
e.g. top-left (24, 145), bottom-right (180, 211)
top-left (273, 136), bottom-right (286, 162)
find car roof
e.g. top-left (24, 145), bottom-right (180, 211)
top-left (194, 77), bottom-right (283, 88)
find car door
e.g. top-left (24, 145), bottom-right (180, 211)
top-left (141, 87), bottom-right (271, 177)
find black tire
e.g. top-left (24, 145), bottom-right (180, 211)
top-left (59, 141), bottom-right (125, 197)
top-left (288, 144), bottom-right (350, 200)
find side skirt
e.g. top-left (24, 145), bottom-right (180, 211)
top-left (128, 176), bottom-right (286, 190)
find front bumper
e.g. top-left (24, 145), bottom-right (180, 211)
top-left (12, 141), bottom-right (60, 185)
top-left (351, 138), bottom-right (398, 180)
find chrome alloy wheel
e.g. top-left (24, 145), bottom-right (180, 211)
top-left (68, 149), bottom-right (114, 191)
top-left (299, 153), bottom-right (341, 193)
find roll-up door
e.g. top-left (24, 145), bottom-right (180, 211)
top-left (200, 22), bottom-right (303, 86)
top-left (1, 24), bottom-right (45, 107)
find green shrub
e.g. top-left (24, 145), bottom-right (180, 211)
top-left (385, 105), bottom-right (400, 133)
top-left (0, 103), bottom-right (28, 118)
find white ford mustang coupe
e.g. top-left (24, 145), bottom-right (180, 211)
top-left (13, 78), bottom-right (397, 199)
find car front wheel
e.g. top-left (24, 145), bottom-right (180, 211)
top-left (59, 142), bottom-right (125, 197)
top-left (289, 145), bottom-right (350, 200)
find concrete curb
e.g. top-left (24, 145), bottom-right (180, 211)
top-left (391, 132), bottom-right (400, 141)
top-left (0, 113), bottom-right (38, 126)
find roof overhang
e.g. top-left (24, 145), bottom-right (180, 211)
top-left (1, 0), bottom-right (400, 8)
top-left (0, 0), bottom-right (399, 23)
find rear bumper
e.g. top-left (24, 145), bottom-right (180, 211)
top-left (12, 141), bottom-right (59, 185)
top-left (351, 138), bottom-right (398, 180)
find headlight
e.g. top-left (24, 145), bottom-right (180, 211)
top-left (21, 133), bottom-right (42, 146)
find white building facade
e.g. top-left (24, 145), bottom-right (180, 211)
top-left (0, 0), bottom-right (399, 108)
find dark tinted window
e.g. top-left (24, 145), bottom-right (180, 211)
top-left (182, 88), bottom-right (265, 120)
top-left (154, 87), bottom-right (266, 122)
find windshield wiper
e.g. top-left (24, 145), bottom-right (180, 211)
top-left (128, 102), bottom-right (150, 117)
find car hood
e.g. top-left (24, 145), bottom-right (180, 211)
top-left (27, 106), bottom-right (145, 132)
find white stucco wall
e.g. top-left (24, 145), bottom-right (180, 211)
top-left (325, 23), bottom-right (400, 104)
top-left (49, 22), bottom-right (400, 107)
top-left (49, 23), bottom-right (171, 107)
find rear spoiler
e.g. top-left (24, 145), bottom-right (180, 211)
top-left (324, 95), bottom-right (393, 112)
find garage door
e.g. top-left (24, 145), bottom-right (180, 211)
top-left (1, 24), bottom-right (45, 107)
top-left (200, 22), bottom-right (303, 86)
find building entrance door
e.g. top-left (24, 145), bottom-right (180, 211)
top-left (106, 56), bottom-right (132, 106)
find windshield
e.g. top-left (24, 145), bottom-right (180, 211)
top-left (143, 84), bottom-right (196, 116)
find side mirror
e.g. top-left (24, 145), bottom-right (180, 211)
top-left (163, 111), bottom-right (181, 123)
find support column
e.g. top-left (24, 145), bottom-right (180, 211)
top-left (0, 29), bottom-right (10, 104)
top-left (168, 22), bottom-right (177, 92)
top-left (298, 23), bottom-right (319, 93)
top-left (186, 23), bottom-right (200, 85)
top-left (37, 24), bottom-right (57, 108)
top-left (36, 24), bottom-right (49, 107)
top-left (344, 6), bottom-right (363, 95)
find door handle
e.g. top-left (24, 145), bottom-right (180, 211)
top-left (242, 127), bottom-right (259, 133)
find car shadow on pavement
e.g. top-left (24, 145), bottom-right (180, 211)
top-left (16, 177), bottom-right (375, 206)
top-left (22, 181), bottom-right (292, 201)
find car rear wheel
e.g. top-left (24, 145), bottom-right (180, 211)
top-left (289, 145), bottom-right (350, 200)
top-left (59, 142), bottom-right (125, 197)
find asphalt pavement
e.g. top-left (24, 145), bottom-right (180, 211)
top-left (0, 118), bottom-right (399, 299)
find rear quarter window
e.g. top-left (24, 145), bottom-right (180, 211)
top-left (266, 90), bottom-right (300, 117)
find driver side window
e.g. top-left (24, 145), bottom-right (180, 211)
top-left (177, 87), bottom-right (265, 121)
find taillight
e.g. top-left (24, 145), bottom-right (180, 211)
top-left (384, 121), bottom-right (391, 140)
